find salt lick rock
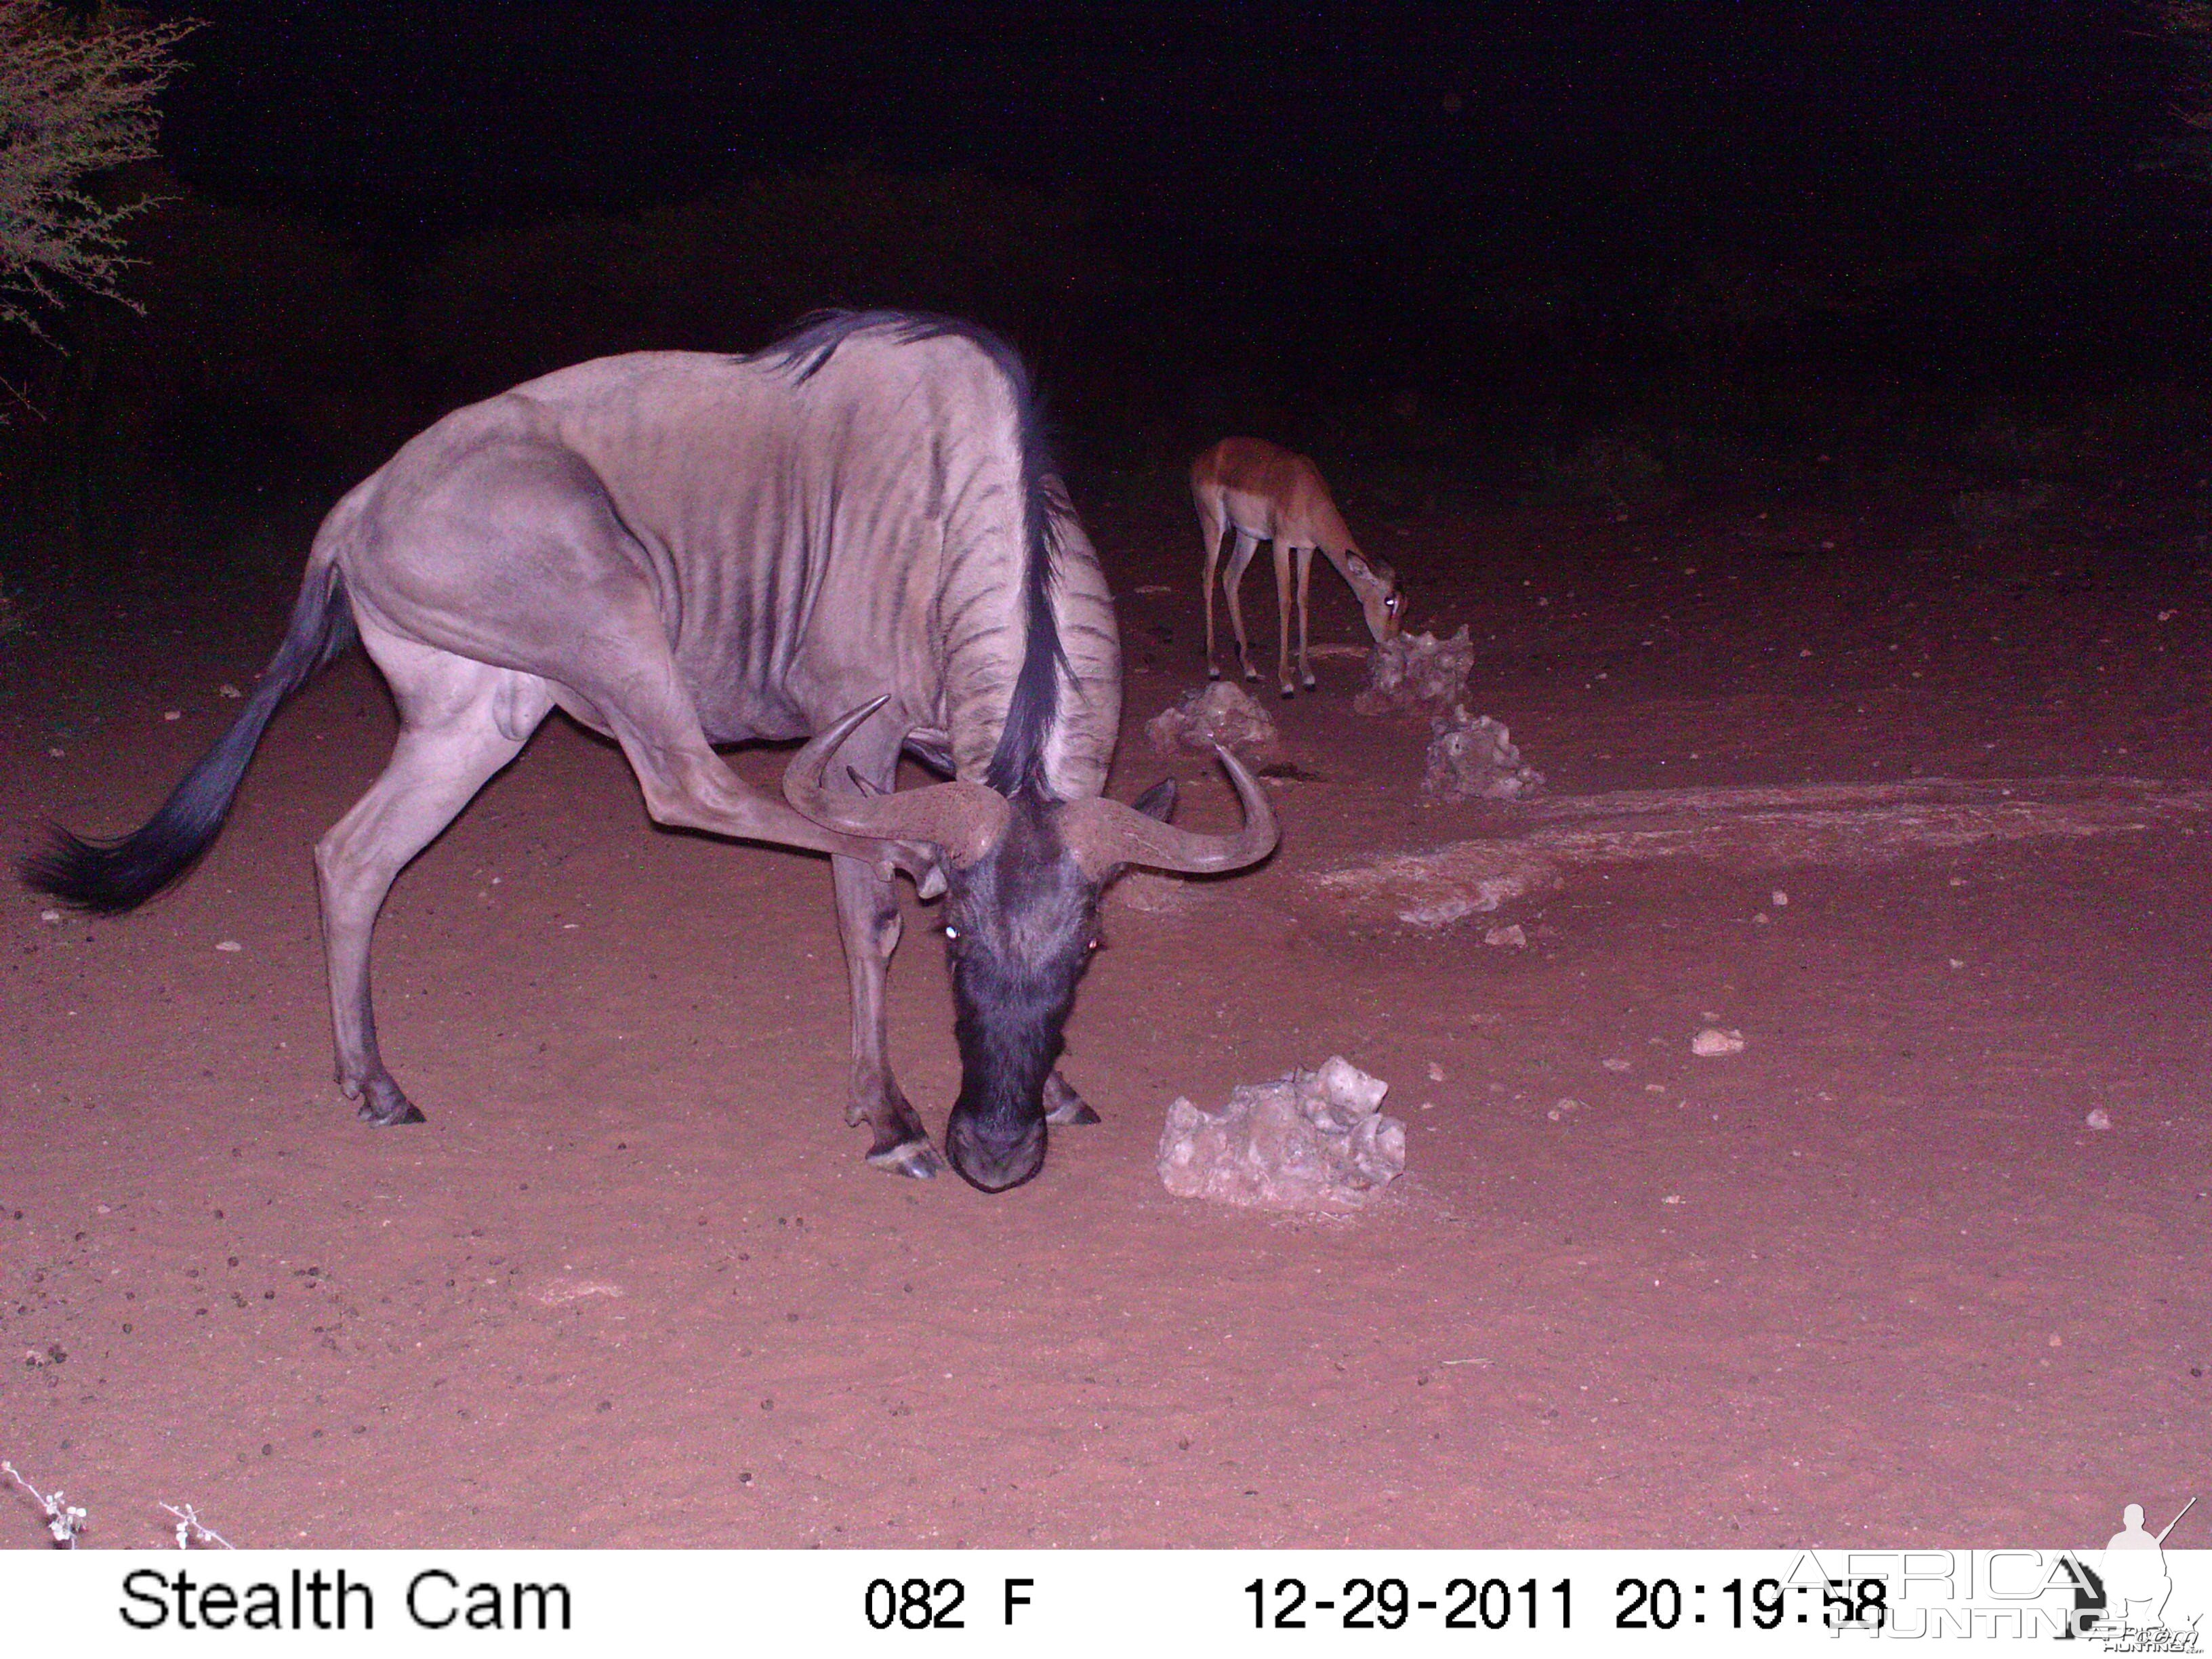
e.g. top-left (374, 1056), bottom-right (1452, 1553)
top-left (1158, 1056), bottom-right (1408, 1212)
top-left (1354, 626), bottom-right (1475, 714)
top-left (1422, 708), bottom-right (1544, 802)
top-left (1145, 681), bottom-right (1282, 762)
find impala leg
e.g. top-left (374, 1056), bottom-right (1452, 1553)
top-left (832, 855), bottom-right (943, 1178)
top-left (1224, 530), bottom-right (1262, 683)
top-left (1274, 543), bottom-right (1296, 695)
top-left (315, 647), bottom-right (548, 1126)
top-left (1296, 546), bottom-right (1316, 689)
top-left (1198, 500), bottom-right (1228, 680)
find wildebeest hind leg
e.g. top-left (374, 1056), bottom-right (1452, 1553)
top-left (315, 645), bottom-right (549, 1126)
top-left (832, 855), bottom-right (944, 1179)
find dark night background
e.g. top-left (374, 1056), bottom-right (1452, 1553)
top-left (5, 0), bottom-right (2209, 573)
top-left (11, 5), bottom-right (2212, 1549)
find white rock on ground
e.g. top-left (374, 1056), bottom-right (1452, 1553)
top-left (1353, 626), bottom-right (1475, 714)
top-left (1691, 1027), bottom-right (1746, 1057)
top-left (1423, 708), bottom-right (1545, 802)
top-left (1145, 681), bottom-right (1282, 762)
top-left (1158, 1056), bottom-right (1407, 1212)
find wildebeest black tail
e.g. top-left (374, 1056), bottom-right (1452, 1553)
top-left (21, 561), bottom-right (357, 914)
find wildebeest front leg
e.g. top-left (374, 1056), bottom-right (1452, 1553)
top-left (832, 855), bottom-right (944, 1178)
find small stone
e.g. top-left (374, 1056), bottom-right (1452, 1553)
top-left (215, 940), bottom-right (243, 954)
top-left (1691, 1027), bottom-right (1746, 1057)
top-left (47, 748), bottom-right (64, 759)
top-left (1753, 912), bottom-right (1769, 924)
top-left (1771, 889), bottom-right (1788, 907)
top-left (218, 683), bottom-right (242, 699)
top-left (1426, 1061), bottom-right (1446, 1083)
top-left (2084, 1109), bottom-right (2112, 1131)
top-left (1546, 1097), bottom-right (1582, 1122)
top-left (38, 909), bottom-right (62, 926)
top-left (1483, 923), bottom-right (1527, 948)
top-left (1948, 958), bottom-right (1965, 970)
top-left (1601, 1057), bottom-right (1631, 1073)
top-left (163, 710), bottom-right (181, 722)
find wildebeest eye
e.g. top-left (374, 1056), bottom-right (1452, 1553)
top-left (943, 925), bottom-right (960, 941)
top-left (1087, 936), bottom-right (1102, 952)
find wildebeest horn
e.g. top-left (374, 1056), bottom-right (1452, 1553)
top-left (1060, 745), bottom-right (1278, 879)
top-left (783, 698), bottom-right (1009, 868)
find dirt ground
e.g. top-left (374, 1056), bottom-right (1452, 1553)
top-left (3, 481), bottom-right (2207, 1549)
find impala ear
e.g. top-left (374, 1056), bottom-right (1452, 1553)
top-left (1343, 552), bottom-right (1372, 579)
top-left (1133, 779), bottom-right (1177, 823)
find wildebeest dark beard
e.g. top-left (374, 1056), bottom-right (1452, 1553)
top-left (940, 800), bottom-right (1098, 1193)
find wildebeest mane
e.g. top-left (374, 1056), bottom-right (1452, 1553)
top-left (755, 309), bottom-right (1067, 799)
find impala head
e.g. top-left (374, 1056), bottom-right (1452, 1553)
top-left (785, 699), bottom-right (1277, 1192)
top-left (1342, 549), bottom-right (1404, 643)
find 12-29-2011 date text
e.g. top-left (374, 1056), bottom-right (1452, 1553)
top-left (1247, 1575), bottom-right (1570, 1631)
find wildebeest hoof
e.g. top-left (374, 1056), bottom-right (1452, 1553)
top-left (1207, 667), bottom-right (1221, 680)
top-left (354, 1078), bottom-right (426, 1126)
top-left (1043, 1073), bottom-right (1101, 1126)
top-left (868, 1137), bottom-right (944, 1180)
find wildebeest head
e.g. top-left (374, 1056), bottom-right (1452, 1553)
top-left (785, 699), bottom-right (1277, 1192)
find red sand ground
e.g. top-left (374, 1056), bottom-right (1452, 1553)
top-left (3, 487), bottom-right (2206, 1549)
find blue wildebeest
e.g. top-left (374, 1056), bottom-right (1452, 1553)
top-left (24, 312), bottom-right (1276, 1192)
